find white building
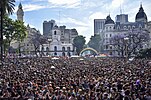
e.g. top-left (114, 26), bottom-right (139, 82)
top-left (40, 26), bottom-right (75, 56)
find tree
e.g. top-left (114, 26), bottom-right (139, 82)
top-left (0, 0), bottom-right (15, 61)
top-left (88, 34), bottom-right (101, 52)
top-left (13, 20), bottom-right (27, 56)
top-left (110, 29), bottom-right (150, 57)
top-left (13, 20), bottom-right (27, 42)
top-left (3, 16), bottom-right (27, 55)
top-left (0, 0), bottom-right (15, 15)
top-left (73, 35), bottom-right (86, 55)
top-left (136, 48), bottom-right (151, 58)
top-left (3, 16), bottom-right (14, 53)
top-left (30, 33), bottom-right (47, 56)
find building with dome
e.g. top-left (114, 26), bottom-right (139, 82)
top-left (100, 4), bottom-right (150, 57)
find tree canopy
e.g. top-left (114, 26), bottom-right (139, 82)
top-left (110, 29), bottom-right (150, 57)
top-left (0, 0), bottom-right (15, 15)
top-left (88, 34), bottom-right (101, 52)
top-left (73, 35), bottom-right (86, 55)
top-left (3, 16), bottom-right (27, 53)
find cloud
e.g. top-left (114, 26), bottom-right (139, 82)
top-left (14, 4), bottom-right (46, 13)
top-left (111, 0), bottom-right (124, 8)
top-left (89, 12), bottom-right (107, 20)
top-left (58, 17), bottom-right (88, 27)
top-left (48, 0), bottom-right (81, 8)
top-left (23, 4), bottom-right (46, 12)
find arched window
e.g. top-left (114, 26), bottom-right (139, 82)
top-left (67, 52), bottom-right (71, 57)
top-left (62, 52), bottom-right (65, 56)
top-left (62, 47), bottom-right (65, 51)
top-left (54, 31), bottom-right (57, 35)
top-left (54, 52), bottom-right (57, 56)
top-left (54, 46), bottom-right (57, 51)
top-left (67, 47), bottom-right (70, 51)
top-left (46, 47), bottom-right (49, 51)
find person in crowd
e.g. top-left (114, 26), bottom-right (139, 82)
top-left (0, 57), bottom-right (150, 100)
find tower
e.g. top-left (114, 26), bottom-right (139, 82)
top-left (17, 3), bottom-right (24, 22)
top-left (135, 3), bottom-right (147, 23)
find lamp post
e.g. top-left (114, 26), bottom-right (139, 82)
top-left (124, 37), bottom-right (129, 60)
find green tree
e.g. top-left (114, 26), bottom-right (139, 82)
top-left (88, 34), bottom-right (101, 52)
top-left (0, 0), bottom-right (15, 15)
top-left (73, 35), bottom-right (86, 55)
top-left (3, 16), bottom-right (27, 55)
top-left (3, 16), bottom-right (14, 47)
top-left (13, 20), bottom-right (27, 56)
top-left (13, 20), bottom-right (27, 42)
top-left (0, 0), bottom-right (15, 60)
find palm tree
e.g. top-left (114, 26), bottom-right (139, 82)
top-left (0, 0), bottom-right (15, 64)
top-left (0, 0), bottom-right (15, 15)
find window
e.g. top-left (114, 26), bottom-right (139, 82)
top-left (54, 52), bottom-right (57, 55)
top-left (106, 45), bottom-right (108, 49)
top-left (46, 47), bottom-right (49, 51)
top-left (67, 47), bottom-right (70, 51)
top-left (54, 46), bottom-right (57, 51)
top-left (110, 34), bottom-right (112, 37)
top-left (41, 47), bottom-right (44, 51)
top-left (106, 27), bottom-right (108, 30)
top-left (106, 34), bottom-right (108, 38)
top-left (128, 26), bottom-right (131, 30)
top-left (62, 52), bottom-right (65, 56)
top-left (67, 52), bottom-right (71, 57)
top-left (118, 52), bottom-right (120, 55)
top-left (54, 31), bottom-right (57, 35)
top-left (62, 47), bottom-right (65, 51)
top-left (110, 46), bottom-right (112, 49)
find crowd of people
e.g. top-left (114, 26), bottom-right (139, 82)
top-left (0, 57), bottom-right (150, 100)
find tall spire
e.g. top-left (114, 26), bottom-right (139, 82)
top-left (17, 3), bottom-right (24, 22)
top-left (19, 3), bottom-right (22, 9)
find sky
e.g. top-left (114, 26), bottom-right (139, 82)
top-left (11, 0), bottom-right (151, 43)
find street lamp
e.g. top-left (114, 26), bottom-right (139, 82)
top-left (124, 37), bottom-right (129, 60)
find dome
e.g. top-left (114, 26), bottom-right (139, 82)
top-left (135, 4), bottom-right (147, 22)
top-left (105, 15), bottom-right (115, 24)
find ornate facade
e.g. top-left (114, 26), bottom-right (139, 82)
top-left (101, 4), bottom-right (150, 57)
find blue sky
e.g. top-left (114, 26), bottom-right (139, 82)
top-left (11, 0), bottom-right (151, 42)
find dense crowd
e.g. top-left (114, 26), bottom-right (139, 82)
top-left (0, 57), bottom-right (150, 100)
